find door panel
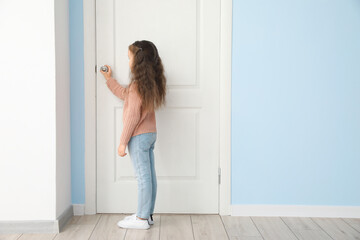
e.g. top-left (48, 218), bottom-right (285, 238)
top-left (96, 0), bottom-right (220, 214)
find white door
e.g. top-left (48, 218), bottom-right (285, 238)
top-left (96, 0), bottom-right (220, 214)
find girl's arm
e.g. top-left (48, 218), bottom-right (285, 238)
top-left (106, 77), bottom-right (128, 100)
top-left (119, 83), bottom-right (142, 146)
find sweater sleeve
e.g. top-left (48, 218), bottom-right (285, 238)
top-left (106, 76), bottom-right (128, 100)
top-left (119, 83), bottom-right (142, 145)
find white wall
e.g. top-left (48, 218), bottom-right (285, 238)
top-left (55, 0), bottom-right (72, 219)
top-left (0, 0), bottom-right (71, 221)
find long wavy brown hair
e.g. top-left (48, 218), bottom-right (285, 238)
top-left (128, 40), bottom-right (167, 112)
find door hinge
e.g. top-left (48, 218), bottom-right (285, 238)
top-left (95, 65), bottom-right (97, 73)
top-left (218, 167), bottom-right (221, 185)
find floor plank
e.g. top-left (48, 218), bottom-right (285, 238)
top-left (159, 214), bottom-right (194, 240)
top-left (0, 234), bottom-right (23, 240)
top-left (312, 218), bottom-right (360, 240)
top-left (221, 216), bottom-right (262, 240)
top-left (282, 217), bottom-right (332, 240)
top-left (191, 214), bottom-right (229, 240)
top-left (125, 214), bottom-right (160, 240)
top-left (343, 218), bottom-right (360, 233)
top-left (17, 233), bottom-right (56, 240)
top-left (88, 214), bottom-right (127, 240)
top-left (251, 217), bottom-right (297, 240)
top-left (18, 233), bottom-right (57, 240)
top-left (52, 214), bottom-right (101, 240)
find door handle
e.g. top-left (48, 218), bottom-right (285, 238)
top-left (100, 65), bottom-right (108, 72)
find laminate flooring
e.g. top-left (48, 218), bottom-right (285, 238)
top-left (1, 214), bottom-right (360, 240)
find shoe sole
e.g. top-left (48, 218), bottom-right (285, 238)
top-left (117, 221), bottom-right (150, 230)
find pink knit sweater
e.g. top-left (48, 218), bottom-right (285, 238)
top-left (106, 76), bottom-right (157, 146)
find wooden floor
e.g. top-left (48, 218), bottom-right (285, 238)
top-left (1, 214), bottom-right (360, 240)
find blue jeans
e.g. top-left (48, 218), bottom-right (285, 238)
top-left (127, 132), bottom-right (157, 219)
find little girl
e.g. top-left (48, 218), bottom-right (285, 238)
top-left (100, 40), bottom-right (166, 230)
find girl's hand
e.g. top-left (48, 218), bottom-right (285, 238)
top-left (100, 64), bottom-right (112, 80)
top-left (118, 144), bottom-right (127, 157)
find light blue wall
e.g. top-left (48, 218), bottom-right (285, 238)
top-left (69, 0), bottom-right (360, 206)
top-left (231, 0), bottom-right (360, 205)
top-left (69, 0), bottom-right (85, 204)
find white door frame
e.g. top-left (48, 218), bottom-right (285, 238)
top-left (83, 0), bottom-right (232, 216)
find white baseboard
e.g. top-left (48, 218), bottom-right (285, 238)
top-left (73, 204), bottom-right (85, 216)
top-left (0, 205), bottom-right (73, 234)
top-left (57, 205), bottom-right (74, 232)
top-left (231, 204), bottom-right (360, 218)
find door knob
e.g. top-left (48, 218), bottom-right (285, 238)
top-left (100, 65), bottom-right (108, 72)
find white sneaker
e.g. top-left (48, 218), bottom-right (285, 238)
top-left (117, 216), bottom-right (150, 230)
top-left (124, 213), bottom-right (154, 225)
top-left (124, 213), bottom-right (137, 221)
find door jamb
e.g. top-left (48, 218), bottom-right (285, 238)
top-left (83, 0), bottom-right (232, 215)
